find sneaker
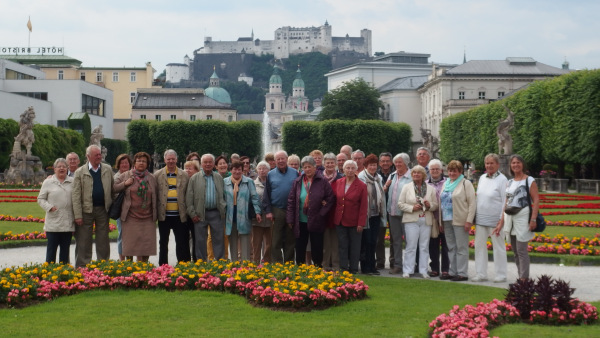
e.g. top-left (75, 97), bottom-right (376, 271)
top-left (493, 277), bottom-right (507, 283)
top-left (422, 273), bottom-right (430, 279)
top-left (402, 273), bottom-right (410, 278)
top-left (471, 276), bottom-right (488, 282)
top-left (389, 267), bottom-right (402, 275)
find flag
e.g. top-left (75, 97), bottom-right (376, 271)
top-left (27, 17), bottom-right (32, 32)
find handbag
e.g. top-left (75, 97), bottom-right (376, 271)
top-left (109, 191), bottom-right (125, 220)
top-left (504, 205), bottom-right (523, 215)
top-left (524, 176), bottom-right (546, 232)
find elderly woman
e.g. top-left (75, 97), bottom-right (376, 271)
top-left (357, 154), bottom-right (386, 275)
top-left (113, 152), bottom-right (158, 262)
top-left (215, 155), bottom-right (231, 178)
top-left (310, 149), bottom-right (325, 172)
top-left (287, 154), bottom-right (301, 173)
top-left (322, 152), bottom-right (343, 271)
top-left (439, 160), bottom-right (476, 281)
top-left (184, 160), bottom-right (200, 261)
top-left (240, 156), bottom-right (257, 180)
top-left (287, 156), bottom-right (335, 267)
top-left (427, 159), bottom-right (449, 278)
top-left (264, 152), bottom-right (276, 170)
top-left (186, 152), bottom-right (201, 163)
top-left (114, 154), bottom-right (133, 261)
top-left (498, 154), bottom-right (539, 280)
top-left (398, 165), bottom-right (438, 278)
top-left (384, 153), bottom-right (412, 274)
top-left (252, 161), bottom-right (272, 263)
top-left (333, 160), bottom-right (368, 274)
top-left (473, 153), bottom-right (508, 283)
top-left (37, 158), bottom-right (75, 264)
top-left (224, 161), bottom-right (262, 261)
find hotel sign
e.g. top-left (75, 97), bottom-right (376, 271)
top-left (0, 47), bottom-right (64, 55)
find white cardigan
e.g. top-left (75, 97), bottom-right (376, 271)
top-left (398, 182), bottom-right (438, 225)
top-left (37, 175), bottom-right (76, 232)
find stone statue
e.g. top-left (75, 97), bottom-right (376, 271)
top-left (13, 106), bottom-right (36, 156)
top-left (152, 152), bottom-right (161, 171)
top-left (497, 105), bottom-right (515, 155)
top-left (90, 125), bottom-right (104, 147)
top-left (101, 146), bottom-right (108, 162)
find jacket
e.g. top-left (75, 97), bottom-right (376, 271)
top-left (253, 177), bottom-right (269, 227)
top-left (443, 178), bottom-right (477, 226)
top-left (186, 170), bottom-right (226, 222)
top-left (332, 177), bottom-right (368, 228)
top-left (72, 162), bottom-right (114, 219)
top-left (286, 171), bottom-right (335, 237)
top-left (398, 182), bottom-right (438, 226)
top-left (38, 175), bottom-right (75, 232)
top-left (223, 176), bottom-right (261, 235)
top-left (154, 167), bottom-right (189, 222)
top-left (113, 170), bottom-right (158, 223)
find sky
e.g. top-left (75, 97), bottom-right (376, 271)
top-left (1, 0), bottom-right (599, 75)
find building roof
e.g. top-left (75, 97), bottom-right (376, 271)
top-left (292, 68), bottom-right (304, 88)
top-left (378, 75), bottom-right (428, 92)
top-left (133, 89), bottom-right (233, 110)
top-left (269, 65), bottom-right (282, 84)
top-left (205, 87), bottom-right (232, 105)
top-left (0, 54), bottom-right (82, 67)
top-left (446, 58), bottom-right (570, 76)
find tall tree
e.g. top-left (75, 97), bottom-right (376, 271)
top-left (317, 78), bottom-right (384, 121)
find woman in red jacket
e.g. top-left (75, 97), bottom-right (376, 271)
top-left (333, 160), bottom-right (369, 274)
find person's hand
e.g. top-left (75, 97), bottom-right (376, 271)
top-left (125, 178), bottom-right (134, 187)
top-left (192, 216), bottom-right (200, 223)
top-left (288, 223), bottom-right (293, 229)
top-left (321, 200), bottom-right (327, 206)
top-left (266, 213), bottom-right (273, 221)
top-left (529, 219), bottom-right (536, 231)
top-left (413, 204), bottom-right (422, 212)
top-left (492, 220), bottom-right (503, 236)
top-left (423, 199), bottom-right (430, 209)
top-left (75, 218), bottom-right (83, 226)
top-left (464, 222), bottom-right (472, 232)
top-left (50, 206), bottom-right (57, 212)
top-left (256, 214), bottom-right (262, 223)
top-left (357, 225), bottom-right (364, 233)
top-left (439, 223), bottom-right (444, 233)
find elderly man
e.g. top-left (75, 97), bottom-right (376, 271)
top-left (352, 150), bottom-right (366, 173)
top-left (375, 152), bottom-right (393, 269)
top-left (262, 150), bottom-right (298, 263)
top-left (155, 149), bottom-right (190, 265)
top-left (72, 145), bottom-right (113, 267)
top-left (336, 153), bottom-right (348, 175)
top-left (416, 147), bottom-right (431, 179)
top-left (66, 152), bottom-right (80, 177)
top-left (186, 154), bottom-right (226, 261)
top-left (340, 145), bottom-right (352, 159)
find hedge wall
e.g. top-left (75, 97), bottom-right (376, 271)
top-left (282, 119), bottom-right (412, 157)
top-left (0, 118), bottom-right (19, 170)
top-left (101, 138), bottom-right (129, 167)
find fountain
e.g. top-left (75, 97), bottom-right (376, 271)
top-left (262, 108), bottom-right (272, 157)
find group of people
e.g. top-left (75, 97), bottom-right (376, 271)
top-left (38, 144), bottom-right (539, 282)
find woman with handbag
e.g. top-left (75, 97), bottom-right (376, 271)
top-left (495, 154), bottom-right (539, 280)
top-left (113, 154), bottom-right (132, 261)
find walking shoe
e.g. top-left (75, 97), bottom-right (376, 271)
top-left (451, 276), bottom-right (468, 282)
top-left (422, 273), bottom-right (430, 279)
top-left (402, 273), bottom-right (410, 278)
top-left (439, 273), bottom-right (454, 280)
top-left (471, 276), bottom-right (488, 282)
top-left (370, 270), bottom-right (381, 276)
top-left (493, 277), bottom-right (507, 283)
top-left (428, 271), bottom-right (440, 277)
top-left (389, 267), bottom-right (402, 274)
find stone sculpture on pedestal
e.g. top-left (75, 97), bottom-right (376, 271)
top-left (4, 107), bottom-right (46, 184)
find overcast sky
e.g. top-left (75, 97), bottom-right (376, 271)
top-left (2, 0), bottom-right (598, 75)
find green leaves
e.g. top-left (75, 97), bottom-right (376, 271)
top-left (318, 78), bottom-right (384, 121)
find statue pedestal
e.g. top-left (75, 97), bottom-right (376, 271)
top-left (499, 154), bottom-right (511, 179)
top-left (3, 153), bottom-right (45, 184)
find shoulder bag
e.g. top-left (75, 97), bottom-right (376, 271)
top-left (524, 176), bottom-right (546, 232)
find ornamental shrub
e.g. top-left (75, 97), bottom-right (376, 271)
top-left (101, 138), bottom-right (129, 167)
top-left (0, 118), bottom-right (19, 171)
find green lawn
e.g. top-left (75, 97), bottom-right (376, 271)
top-left (0, 276), bottom-right (597, 337)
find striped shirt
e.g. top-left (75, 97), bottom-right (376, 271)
top-left (204, 173), bottom-right (217, 210)
top-left (166, 168), bottom-right (179, 217)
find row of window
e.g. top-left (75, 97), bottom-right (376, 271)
top-left (82, 94), bottom-right (105, 117)
top-left (458, 91), bottom-right (505, 100)
top-left (58, 71), bottom-right (138, 82)
top-left (139, 115), bottom-right (235, 122)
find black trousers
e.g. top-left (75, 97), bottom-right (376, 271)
top-left (158, 216), bottom-right (191, 265)
top-left (46, 232), bottom-right (72, 264)
top-left (360, 216), bottom-right (380, 273)
top-left (429, 232), bottom-right (449, 274)
top-left (295, 222), bottom-right (324, 267)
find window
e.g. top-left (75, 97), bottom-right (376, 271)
top-left (130, 72), bottom-right (137, 82)
top-left (80, 72), bottom-right (86, 81)
top-left (140, 115), bottom-right (146, 120)
top-left (96, 72), bottom-right (103, 82)
top-left (206, 115), bottom-right (213, 120)
top-left (458, 91), bottom-right (465, 100)
top-left (155, 115), bottom-right (162, 121)
top-left (58, 70), bottom-right (64, 80)
top-left (15, 92), bottom-right (48, 100)
top-left (478, 91), bottom-right (486, 99)
top-left (57, 120), bottom-right (68, 128)
top-left (170, 115), bottom-right (176, 120)
top-left (130, 92), bottom-right (136, 104)
top-left (228, 115), bottom-right (233, 122)
top-left (270, 103), bottom-right (274, 109)
top-left (112, 72), bottom-right (119, 82)
top-left (498, 91), bottom-right (505, 98)
top-left (81, 94), bottom-right (105, 116)
top-left (190, 115), bottom-right (196, 121)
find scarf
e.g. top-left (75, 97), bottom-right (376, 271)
top-left (443, 174), bottom-right (464, 193)
top-left (133, 169), bottom-right (149, 209)
top-left (363, 171), bottom-right (384, 216)
top-left (323, 170), bottom-right (337, 184)
top-left (303, 175), bottom-right (312, 209)
top-left (231, 176), bottom-right (242, 206)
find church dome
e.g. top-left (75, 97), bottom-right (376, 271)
top-left (292, 68), bottom-right (304, 88)
top-left (269, 65), bottom-right (282, 85)
top-left (205, 70), bottom-right (232, 104)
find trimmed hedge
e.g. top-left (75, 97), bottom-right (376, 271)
top-left (283, 119), bottom-right (412, 156)
top-left (67, 112), bottom-right (92, 142)
top-left (0, 118), bottom-right (19, 171)
top-left (101, 138), bottom-right (129, 167)
top-left (31, 125), bottom-right (86, 168)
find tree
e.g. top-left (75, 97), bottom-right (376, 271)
top-left (317, 78), bottom-right (384, 121)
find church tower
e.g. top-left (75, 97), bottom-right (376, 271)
top-left (265, 64), bottom-right (285, 113)
top-left (290, 65), bottom-right (309, 112)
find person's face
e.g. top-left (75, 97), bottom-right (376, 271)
top-left (394, 159), bottom-right (407, 173)
top-left (412, 170), bottom-right (424, 183)
top-left (242, 159), bottom-right (250, 172)
top-left (231, 166), bottom-right (243, 179)
top-left (87, 148), bottom-right (102, 167)
top-left (510, 158), bottom-right (524, 175)
top-left (417, 150), bottom-right (430, 166)
top-left (118, 158), bottom-right (131, 173)
top-left (165, 154), bottom-right (177, 171)
top-left (135, 156), bottom-right (148, 171)
top-left (257, 165), bottom-right (269, 178)
top-left (485, 158), bottom-right (500, 175)
top-left (184, 164), bottom-right (198, 177)
top-left (324, 159), bottom-right (336, 172)
top-left (429, 165), bottom-right (442, 180)
top-left (66, 154), bottom-right (80, 170)
top-left (288, 160), bottom-right (299, 171)
top-left (201, 157), bottom-right (215, 174)
top-left (340, 146), bottom-right (351, 158)
top-left (189, 156), bottom-right (200, 162)
top-left (448, 168), bottom-right (461, 180)
top-left (336, 155), bottom-right (346, 170)
top-left (379, 156), bottom-right (392, 171)
top-left (217, 159), bottom-right (228, 173)
top-left (267, 160), bottom-right (276, 169)
top-left (352, 153), bottom-right (364, 168)
top-left (313, 155), bottom-right (323, 167)
top-left (367, 162), bottom-right (378, 175)
top-left (343, 164), bottom-right (357, 178)
top-left (275, 153), bottom-right (288, 170)
top-left (54, 162), bottom-right (67, 178)
top-left (302, 163), bottom-right (316, 178)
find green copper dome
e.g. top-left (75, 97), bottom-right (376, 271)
top-left (269, 65), bottom-right (282, 85)
top-left (205, 70), bottom-right (231, 104)
top-left (292, 68), bottom-right (304, 88)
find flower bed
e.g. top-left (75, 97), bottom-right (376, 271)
top-left (0, 260), bottom-right (368, 310)
top-left (469, 233), bottom-right (600, 256)
top-left (0, 216), bottom-right (117, 242)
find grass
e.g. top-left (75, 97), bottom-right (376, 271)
top-left (0, 276), bottom-right (597, 337)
